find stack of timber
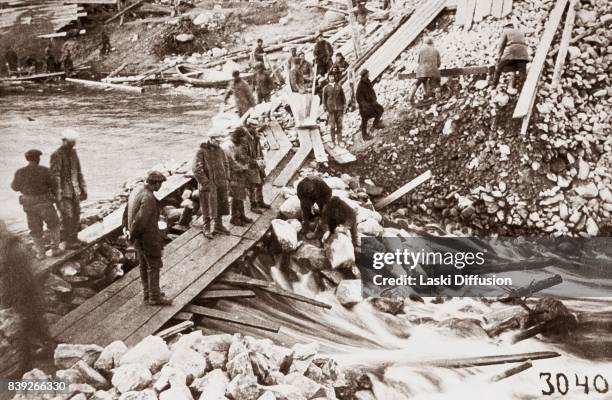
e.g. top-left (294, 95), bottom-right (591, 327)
top-left (50, 121), bottom-right (301, 347)
top-left (454, 0), bottom-right (511, 29)
top-left (0, 1), bottom-right (86, 34)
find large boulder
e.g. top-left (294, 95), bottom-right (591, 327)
top-left (95, 340), bottom-right (128, 373)
top-left (335, 280), bottom-right (363, 307)
top-left (227, 373), bottom-right (260, 400)
top-left (271, 219), bottom-right (299, 252)
top-left (167, 347), bottom-right (208, 381)
top-left (250, 352), bottom-right (273, 383)
top-left (323, 177), bottom-right (347, 190)
top-left (154, 365), bottom-right (187, 392)
top-left (56, 368), bottom-right (83, 385)
top-left (159, 382), bottom-right (194, 400)
top-left (291, 243), bottom-right (330, 271)
top-left (73, 360), bottom-right (109, 389)
top-left (284, 373), bottom-right (322, 399)
top-left (118, 389), bottom-right (157, 400)
top-left (206, 351), bottom-right (227, 370)
top-left (324, 229), bottom-right (355, 269)
top-left (54, 343), bottom-right (104, 369)
top-left (172, 331), bottom-right (232, 355)
top-left (119, 335), bottom-right (170, 373)
top-left (227, 351), bottom-right (254, 379)
top-left (265, 384), bottom-right (307, 400)
top-left (279, 196), bottom-right (302, 219)
top-left (357, 219), bottom-right (383, 236)
top-left (111, 363), bottom-right (152, 394)
top-left (191, 369), bottom-right (228, 399)
top-left (370, 297), bottom-right (405, 315)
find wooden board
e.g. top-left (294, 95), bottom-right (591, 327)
top-left (264, 121), bottom-right (293, 176)
top-left (464, 0), bottom-right (477, 30)
top-left (273, 128), bottom-right (313, 187)
top-left (375, 170), bottom-right (432, 209)
top-left (552, 0), bottom-right (577, 85)
top-left (474, 0), bottom-right (492, 21)
top-left (512, 0), bottom-right (569, 119)
top-left (321, 133), bottom-right (356, 164)
top-left (455, 0), bottom-right (468, 25)
top-left (310, 128), bottom-right (329, 163)
top-left (264, 127), bottom-right (280, 150)
top-left (186, 305), bottom-right (280, 332)
top-left (198, 289), bottom-right (256, 299)
top-left (491, 0), bottom-right (503, 18)
top-left (501, 0), bottom-right (512, 17)
top-left (256, 285), bottom-right (333, 309)
top-left (399, 65), bottom-right (494, 79)
top-left (218, 272), bottom-right (272, 288)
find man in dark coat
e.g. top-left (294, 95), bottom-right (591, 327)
top-left (251, 38), bottom-right (265, 67)
top-left (44, 45), bottom-right (56, 73)
top-left (313, 33), bottom-right (333, 77)
top-left (491, 22), bottom-right (530, 89)
top-left (193, 131), bottom-right (231, 238)
top-left (289, 58), bottom-right (304, 93)
top-left (297, 176), bottom-right (332, 232)
top-left (409, 37), bottom-right (441, 104)
top-left (123, 171), bottom-right (172, 306)
top-left (254, 62), bottom-right (274, 104)
top-left (50, 130), bottom-right (87, 249)
top-left (224, 70), bottom-right (256, 116)
top-left (11, 149), bottom-right (62, 260)
top-left (321, 196), bottom-right (358, 245)
top-left (100, 31), bottom-right (111, 55)
top-left (322, 73), bottom-right (346, 146)
top-left (222, 129), bottom-right (253, 226)
top-left (244, 120), bottom-right (271, 211)
top-left (298, 52), bottom-right (313, 87)
top-left (329, 52), bottom-right (349, 80)
top-left (356, 68), bottom-right (384, 140)
top-left (61, 50), bottom-right (74, 76)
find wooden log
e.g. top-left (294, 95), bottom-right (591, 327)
top-left (257, 285), bottom-right (333, 309)
top-left (198, 289), bottom-right (256, 299)
top-left (156, 320), bottom-right (193, 339)
top-left (173, 312), bottom-right (193, 321)
top-left (185, 305), bottom-right (280, 332)
top-left (552, 0), bottom-right (578, 85)
top-left (499, 274), bottom-right (563, 302)
top-left (425, 351), bottom-right (560, 368)
top-left (375, 170), bottom-right (432, 209)
top-left (512, 0), bottom-right (569, 119)
top-left (310, 128), bottom-right (329, 163)
top-left (491, 362), bottom-right (533, 382)
top-left (38, 29), bottom-right (86, 38)
top-left (105, 61), bottom-right (129, 80)
top-left (105, 0), bottom-right (146, 24)
top-left (217, 272), bottom-right (272, 288)
top-left (66, 78), bottom-right (144, 93)
top-left (398, 65), bottom-right (494, 79)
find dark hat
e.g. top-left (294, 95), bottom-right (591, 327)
top-left (25, 149), bottom-right (42, 161)
top-left (360, 68), bottom-right (369, 76)
top-left (232, 70), bottom-right (240, 78)
top-left (146, 170), bottom-right (167, 183)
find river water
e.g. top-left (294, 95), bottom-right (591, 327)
top-left (0, 85), bottom-right (221, 233)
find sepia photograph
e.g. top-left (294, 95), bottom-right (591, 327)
top-left (0, 0), bottom-right (610, 398)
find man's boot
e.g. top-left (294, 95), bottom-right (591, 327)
top-left (32, 237), bottom-right (46, 260)
top-left (230, 200), bottom-right (246, 226)
top-left (239, 200), bottom-right (254, 224)
top-left (139, 263), bottom-right (149, 303)
top-left (213, 218), bottom-right (230, 235)
top-left (203, 217), bottom-right (214, 239)
top-left (48, 227), bottom-right (63, 257)
top-left (148, 268), bottom-right (172, 306)
top-left (255, 187), bottom-right (270, 209)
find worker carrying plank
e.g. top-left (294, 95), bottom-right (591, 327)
top-left (491, 21), bottom-right (530, 92)
top-left (409, 37), bottom-right (441, 105)
top-left (123, 171), bottom-right (172, 306)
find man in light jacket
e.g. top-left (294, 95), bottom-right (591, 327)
top-left (409, 37), bottom-right (441, 104)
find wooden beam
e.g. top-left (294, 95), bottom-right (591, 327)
top-left (198, 289), bottom-right (256, 299)
top-left (552, 0), bottom-right (578, 85)
top-left (257, 285), bottom-right (333, 309)
top-left (66, 78), bottom-right (144, 93)
top-left (105, 0), bottom-right (145, 24)
top-left (217, 272), bottom-right (272, 288)
top-left (104, 61), bottom-right (130, 80)
top-left (464, 0), bottom-right (476, 30)
top-left (309, 128), bottom-right (329, 163)
top-left (173, 312), bottom-right (193, 321)
top-left (513, 0), bottom-right (569, 119)
top-left (156, 321), bottom-right (193, 339)
top-left (474, 0), bottom-right (492, 21)
top-left (501, 0), bottom-right (512, 17)
top-left (375, 170), bottom-right (432, 209)
top-left (273, 128), bottom-right (313, 187)
top-left (398, 65), bottom-right (494, 79)
top-left (185, 305), bottom-right (280, 332)
top-left (455, 0), bottom-right (467, 25)
top-left (418, 351), bottom-right (560, 368)
top-left (491, 362), bottom-right (533, 382)
top-left (491, 0), bottom-right (503, 18)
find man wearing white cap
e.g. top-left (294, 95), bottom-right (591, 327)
top-left (50, 129), bottom-right (87, 249)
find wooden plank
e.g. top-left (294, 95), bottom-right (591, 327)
top-left (257, 285), bottom-right (333, 309)
top-left (552, 0), bottom-right (577, 85)
top-left (218, 272), bottom-right (272, 288)
top-left (264, 122), bottom-right (292, 176)
top-left (512, 0), bottom-right (569, 119)
top-left (66, 78), bottom-right (143, 93)
top-left (310, 128), bottom-right (329, 163)
top-left (173, 312), bottom-right (193, 321)
top-left (186, 305), bottom-right (280, 332)
top-left (105, 0), bottom-right (145, 24)
top-left (474, 0), bottom-right (492, 21)
top-left (455, 0), bottom-right (467, 25)
top-left (375, 170), bottom-right (432, 209)
top-left (198, 289), bottom-right (256, 299)
top-left (273, 128), bottom-right (313, 187)
top-left (501, 0), bottom-right (512, 17)
top-left (264, 127), bottom-right (280, 150)
top-left (398, 65), bottom-right (494, 79)
top-left (519, 86), bottom-right (537, 135)
top-left (464, 0), bottom-right (476, 29)
top-left (491, 0), bottom-right (503, 18)
top-left (156, 321), bottom-right (193, 339)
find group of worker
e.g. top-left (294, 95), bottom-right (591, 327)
top-left (3, 44), bottom-right (74, 76)
top-left (11, 130), bottom-right (88, 261)
top-left (410, 22), bottom-right (530, 103)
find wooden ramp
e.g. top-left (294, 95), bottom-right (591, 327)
top-left (321, 132), bottom-right (357, 164)
top-left (454, 0), bottom-right (510, 28)
top-left (51, 126), bottom-right (302, 347)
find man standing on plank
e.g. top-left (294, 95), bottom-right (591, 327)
top-left (356, 68), bottom-right (384, 140)
top-left (123, 171), bottom-right (172, 306)
top-left (409, 37), bottom-right (441, 105)
top-left (491, 21), bottom-right (530, 92)
top-left (322, 73), bottom-right (346, 147)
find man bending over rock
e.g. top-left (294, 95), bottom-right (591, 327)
top-left (321, 196), bottom-right (358, 246)
top-left (296, 176), bottom-right (332, 231)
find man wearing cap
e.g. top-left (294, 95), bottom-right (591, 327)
top-left (356, 68), bottom-right (384, 140)
top-left (409, 37), bottom-right (441, 105)
top-left (50, 130), bottom-right (87, 249)
top-left (322, 73), bottom-right (346, 147)
top-left (254, 62), bottom-right (274, 104)
top-left (224, 70), bottom-right (256, 116)
top-left (193, 132), bottom-right (231, 238)
top-left (329, 53), bottom-right (349, 81)
top-left (298, 52), bottom-right (313, 88)
top-left (313, 33), bottom-right (333, 77)
top-left (123, 171), bottom-right (172, 306)
top-left (11, 149), bottom-right (62, 260)
top-left (491, 22), bottom-right (530, 90)
top-left (251, 38), bottom-right (265, 68)
top-left (289, 58), bottom-right (305, 93)
top-left (223, 128), bottom-right (254, 226)
top-left (244, 120), bottom-right (271, 211)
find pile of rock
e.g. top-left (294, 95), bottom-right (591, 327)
top-left (17, 332), bottom-right (378, 400)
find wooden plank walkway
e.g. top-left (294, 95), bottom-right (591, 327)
top-left (51, 125), bottom-right (303, 347)
top-left (310, 129), bottom-right (329, 163)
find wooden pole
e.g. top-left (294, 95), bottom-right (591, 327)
top-left (105, 0), bottom-right (146, 24)
top-left (552, 0), bottom-right (578, 86)
top-left (66, 78), bottom-right (144, 93)
top-left (375, 170), bottom-right (432, 209)
top-left (491, 362), bottom-right (533, 382)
